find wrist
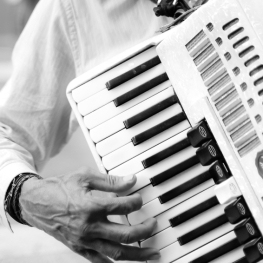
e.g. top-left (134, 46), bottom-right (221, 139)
top-left (20, 176), bottom-right (41, 194)
top-left (5, 173), bottom-right (42, 226)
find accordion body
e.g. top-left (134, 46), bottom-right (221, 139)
top-left (67, 0), bottom-right (263, 262)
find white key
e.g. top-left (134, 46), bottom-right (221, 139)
top-left (78, 63), bottom-right (166, 115)
top-left (97, 104), bottom-right (183, 157)
top-left (215, 177), bottom-right (242, 204)
top-left (72, 47), bottom-right (158, 103)
top-left (141, 204), bottom-right (226, 250)
top-left (103, 124), bottom-right (189, 174)
top-left (170, 231), bottom-right (237, 263)
top-left (113, 143), bottom-right (196, 195)
top-left (151, 185), bottom-right (215, 235)
top-left (138, 164), bottom-right (208, 205)
top-left (149, 224), bottom-right (235, 263)
top-left (128, 181), bottom-right (215, 226)
top-left (91, 87), bottom-right (177, 145)
top-left (210, 246), bottom-right (245, 263)
top-left (84, 81), bottom-right (171, 129)
top-left (102, 120), bottom-right (189, 169)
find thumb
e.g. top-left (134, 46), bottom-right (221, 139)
top-left (85, 169), bottom-right (137, 193)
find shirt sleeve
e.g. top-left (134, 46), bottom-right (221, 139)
top-left (0, 0), bottom-right (80, 229)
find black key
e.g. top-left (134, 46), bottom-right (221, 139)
top-left (233, 257), bottom-right (249, 263)
top-left (187, 120), bottom-right (213, 147)
top-left (142, 137), bottom-right (190, 168)
top-left (131, 112), bottom-right (186, 146)
top-left (158, 170), bottom-right (212, 204)
top-left (196, 139), bottom-right (222, 166)
top-left (209, 160), bottom-right (231, 184)
top-left (178, 213), bottom-right (228, 245)
top-left (224, 197), bottom-right (251, 224)
top-left (189, 238), bottom-right (240, 263)
top-left (124, 95), bottom-right (178, 129)
top-left (106, 56), bottom-right (161, 90)
top-left (113, 73), bottom-right (169, 107)
top-left (169, 196), bottom-right (219, 227)
top-left (234, 218), bottom-right (260, 245)
top-left (150, 155), bottom-right (199, 186)
top-left (243, 237), bottom-right (263, 263)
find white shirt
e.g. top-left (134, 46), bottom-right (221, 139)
top-left (0, 0), bottom-right (170, 228)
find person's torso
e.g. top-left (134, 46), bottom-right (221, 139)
top-left (70, 0), bottom-right (171, 74)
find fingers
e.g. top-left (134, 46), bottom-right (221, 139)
top-left (91, 172), bottom-right (137, 193)
top-left (101, 193), bottom-right (142, 215)
top-left (78, 167), bottom-right (137, 193)
top-left (77, 248), bottom-right (113, 263)
top-left (100, 218), bottom-right (157, 244)
top-left (86, 239), bottom-right (161, 262)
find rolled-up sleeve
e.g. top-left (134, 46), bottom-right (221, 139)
top-left (0, 0), bottom-right (80, 228)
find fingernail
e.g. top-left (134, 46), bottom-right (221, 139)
top-left (123, 174), bottom-right (135, 182)
top-left (149, 253), bottom-right (161, 260)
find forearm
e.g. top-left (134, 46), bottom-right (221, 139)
top-left (0, 0), bottom-right (79, 229)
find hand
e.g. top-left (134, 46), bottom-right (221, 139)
top-left (19, 167), bottom-right (160, 262)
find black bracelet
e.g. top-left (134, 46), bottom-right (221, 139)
top-left (5, 173), bottom-right (42, 226)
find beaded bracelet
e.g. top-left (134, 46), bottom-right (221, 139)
top-left (4, 173), bottom-right (42, 226)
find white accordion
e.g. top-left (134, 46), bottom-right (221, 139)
top-left (67, 0), bottom-right (263, 262)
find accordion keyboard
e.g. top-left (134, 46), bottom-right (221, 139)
top-left (67, 0), bottom-right (263, 262)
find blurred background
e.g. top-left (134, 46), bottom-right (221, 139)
top-left (0, 1), bottom-right (97, 262)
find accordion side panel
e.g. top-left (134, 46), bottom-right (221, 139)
top-left (157, 0), bottom-right (263, 126)
top-left (238, 0), bottom-right (263, 46)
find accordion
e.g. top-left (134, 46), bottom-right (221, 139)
top-left (67, 0), bottom-right (263, 262)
